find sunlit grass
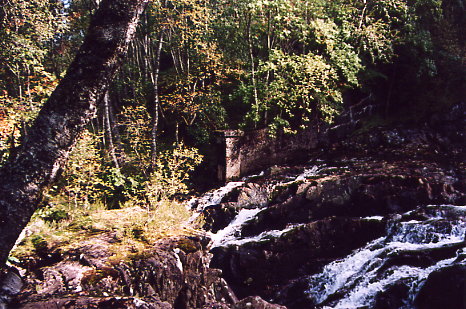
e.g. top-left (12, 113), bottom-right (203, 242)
top-left (10, 199), bottom-right (196, 262)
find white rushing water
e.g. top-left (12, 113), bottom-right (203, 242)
top-left (207, 164), bottom-right (329, 247)
top-left (295, 166), bottom-right (321, 181)
top-left (306, 205), bottom-right (466, 308)
top-left (190, 164), bottom-right (325, 246)
top-left (187, 181), bottom-right (245, 223)
top-left (209, 208), bottom-right (264, 248)
top-left (211, 217), bottom-right (305, 248)
top-left (189, 163), bottom-right (325, 214)
top-left (362, 216), bottom-right (385, 221)
top-left (188, 162), bottom-right (465, 308)
top-left (188, 181), bottom-right (245, 212)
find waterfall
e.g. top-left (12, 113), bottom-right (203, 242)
top-left (210, 208), bottom-right (263, 248)
top-left (306, 205), bottom-right (466, 308)
top-left (186, 164), bottom-right (466, 308)
top-left (188, 181), bottom-right (245, 212)
top-left (187, 181), bottom-right (245, 223)
top-left (201, 165), bottom-right (324, 248)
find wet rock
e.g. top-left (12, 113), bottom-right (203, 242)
top-left (203, 182), bottom-right (271, 233)
top-left (233, 296), bottom-right (286, 309)
top-left (376, 233), bottom-right (465, 273)
top-left (415, 264), bottom-right (466, 309)
top-left (273, 277), bottom-right (316, 309)
top-left (227, 183), bottom-right (270, 209)
top-left (373, 280), bottom-right (410, 309)
top-left (239, 172), bottom-right (462, 239)
top-left (203, 203), bottom-right (240, 233)
top-left (211, 217), bottom-right (385, 300)
top-left (0, 267), bottom-right (23, 309)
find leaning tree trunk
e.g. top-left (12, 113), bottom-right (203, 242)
top-left (0, 0), bottom-right (149, 264)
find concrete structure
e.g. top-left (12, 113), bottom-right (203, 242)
top-left (216, 127), bottom-right (319, 181)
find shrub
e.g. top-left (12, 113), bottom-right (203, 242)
top-left (146, 142), bottom-right (203, 204)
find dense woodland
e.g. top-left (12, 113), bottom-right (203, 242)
top-left (0, 0), bottom-right (464, 221)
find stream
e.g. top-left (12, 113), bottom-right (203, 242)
top-left (306, 205), bottom-right (466, 308)
top-left (188, 164), bottom-right (466, 309)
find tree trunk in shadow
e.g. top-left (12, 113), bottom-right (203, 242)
top-left (0, 0), bottom-right (149, 264)
top-left (103, 91), bottom-right (120, 169)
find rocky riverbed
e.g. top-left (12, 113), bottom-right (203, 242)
top-left (2, 103), bottom-right (464, 309)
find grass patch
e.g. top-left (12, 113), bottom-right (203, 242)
top-left (10, 199), bottom-right (195, 262)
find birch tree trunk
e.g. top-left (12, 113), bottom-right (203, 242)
top-left (149, 32), bottom-right (164, 170)
top-left (246, 13), bottom-right (260, 128)
top-left (0, 0), bottom-right (149, 264)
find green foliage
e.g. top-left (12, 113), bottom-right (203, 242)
top-left (31, 235), bottom-right (48, 255)
top-left (355, 0), bottom-right (408, 62)
top-left (119, 105), bottom-right (151, 168)
top-left (37, 206), bottom-right (69, 223)
top-left (211, 0), bottom-right (465, 130)
top-left (146, 143), bottom-right (203, 203)
top-left (100, 168), bottom-right (143, 208)
top-left (365, 0), bottom-right (465, 117)
top-left (0, 0), bottom-right (66, 78)
top-left (60, 130), bottom-right (105, 206)
top-left (254, 50), bottom-right (343, 135)
top-left (0, 72), bottom-right (59, 166)
top-left (0, 0), bottom-right (64, 166)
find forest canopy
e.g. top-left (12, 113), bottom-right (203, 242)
top-left (0, 0), bottom-right (464, 208)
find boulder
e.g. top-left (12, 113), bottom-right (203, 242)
top-left (0, 267), bottom-right (23, 309)
top-left (203, 203), bottom-right (240, 233)
top-left (373, 280), bottom-right (411, 309)
top-left (415, 264), bottom-right (466, 309)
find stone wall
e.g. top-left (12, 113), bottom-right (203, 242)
top-left (215, 100), bottom-right (385, 181)
top-left (217, 127), bottom-right (319, 181)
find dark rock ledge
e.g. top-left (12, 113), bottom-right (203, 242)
top-left (4, 234), bottom-right (284, 309)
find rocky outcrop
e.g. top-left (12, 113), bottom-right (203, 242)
top-left (13, 235), bottom-right (235, 309)
top-left (322, 102), bottom-right (465, 159)
top-left (16, 296), bottom-right (172, 309)
top-left (211, 218), bottom-right (385, 299)
top-left (201, 102), bottom-right (465, 308)
top-left (206, 155), bottom-right (465, 306)
top-left (9, 103), bottom-right (465, 308)
top-left (240, 172), bottom-right (463, 238)
top-left (11, 234), bottom-right (285, 309)
top-left (202, 182), bottom-right (271, 233)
